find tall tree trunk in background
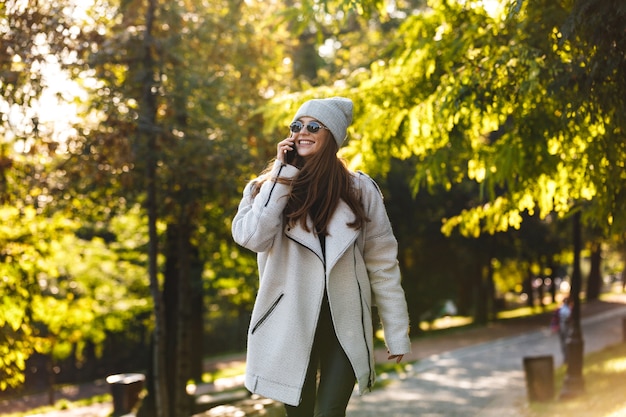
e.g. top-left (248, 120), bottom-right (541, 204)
top-left (164, 227), bottom-right (179, 416)
top-left (141, 0), bottom-right (169, 415)
top-left (620, 249), bottom-right (626, 292)
top-left (174, 220), bottom-right (193, 417)
top-left (190, 248), bottom-right (205, 383)
top-left (284, 0), bottom-right (320, 85)
top-left (46, 357), bottom-right (55, 405)
top-left (474, 260), bottom-right (488, 325)
top-left (536, 264), bottom-right (545, 309)
top-left (293, 31), bottom-right (319, 83)
top-left (524, 269), bottom-right (535, 308)
top-left (561, 211), bottom-right (585, 398)
top-left (164, 221), bottom-right (198, 417)
top-left (548, 262), bottom-right (557, 304)
top-left (586, 241), bottom-right (602, 300)
top-left (486, 260), bottom-right (496, 321)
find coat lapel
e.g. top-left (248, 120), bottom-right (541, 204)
top-left (284, 216), bottom-right (323, 261)
top-left (283, 200), bottom-right (360, 271)
top-left (325, 200), bottom-right (360, 272)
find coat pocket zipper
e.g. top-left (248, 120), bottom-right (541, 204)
top-left (353, 242), bottom-right (374, 388)
top-left (251, 293), bottom-right (284, 334)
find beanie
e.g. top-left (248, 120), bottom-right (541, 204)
top-left (291, 97), bottom-right (353, 146)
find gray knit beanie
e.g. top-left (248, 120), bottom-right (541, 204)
top-left (291, 97), bottom-right (353, 146)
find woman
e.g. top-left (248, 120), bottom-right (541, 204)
top-left (232, 97), bottom-right (411, 417)
top-left (555, 296), bottom-right (573, 363)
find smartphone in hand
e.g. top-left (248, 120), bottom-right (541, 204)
top-left (285, 134), bottom-right (297, 164)
top-left (285, 147), bottom-right (297, 164)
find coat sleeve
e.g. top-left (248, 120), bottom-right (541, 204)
top-left (359, 174), bottom-right (411, 356)
top-left (232, 161), bottom-right (299, 253)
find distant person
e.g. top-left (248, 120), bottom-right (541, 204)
top-left (551, 296), bottom-right (573, 363)
top-left (442, 299), bottom-right (457, 316)
top-left (232, 97), bottom-right (411, 416)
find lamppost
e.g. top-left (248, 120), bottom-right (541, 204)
top-left (560, 210), bottom-right (585, 398)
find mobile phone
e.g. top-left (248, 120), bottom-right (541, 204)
top-left (285, 134), bottom-right (297, 164)
top-left (285, 147), bottom-right (297, 164)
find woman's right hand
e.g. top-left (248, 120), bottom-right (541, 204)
top-left (388, 354), bottom-right (404, 363)
top-left (277, 135), bottom-right (295, 163)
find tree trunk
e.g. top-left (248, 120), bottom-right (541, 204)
top-left (585, 241), bottom-right (602, 300)
top-left (621, 248), bottom-right (626, 292)
top-left (524, 269), bottom-right (535, 308)
top-left (474, 260), bottom-right (488, 325)
top-left (548, 263), bottom-right (557, 304)
top-left (293, 31), bottom-right (320, 83)
top-left (174, 221), bottom-right (193, 417)
top-left (286, 0), bottom-right (320, 85)
top-left (486, 260), bottom-right (496, 322)
top-left (142, 0), bottom-right (169, 415)
top-left (164, 226), bottom-right (179, 416)
top-left (163, 222), bottom-right (198, 417)
top-left (190, 246), bottom-right (205, 383)
top-left (537, 268), bottom-right (545, 309)
top-left (560, 210), bottom-right (585, 398)
top-left (46, 356), bottom-right (55, 406)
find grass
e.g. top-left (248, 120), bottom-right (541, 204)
top-left (520, 342), bottom-right (626, 417)
top-left (497, 303), bottom-right (558, 320)
top-left (202, 361), bottom-right (246, 384)
top-left (1, 393), bottom-right (112, 417)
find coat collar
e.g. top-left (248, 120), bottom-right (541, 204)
top-left (284, 200), bottom-right (360, 271)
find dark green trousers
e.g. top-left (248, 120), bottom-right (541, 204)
top-left (285, 293), bottom-right (356, 417)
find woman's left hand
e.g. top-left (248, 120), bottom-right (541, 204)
top-left (388, 354), bottom-right (404, 363)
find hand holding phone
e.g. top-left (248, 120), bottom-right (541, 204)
top-left (284, 133), bottom-right (297, 164)
top-left (285, 147), bottom-right (297, 164)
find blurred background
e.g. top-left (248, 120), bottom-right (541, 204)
top-left (1, 0), bottom-right (625, 414)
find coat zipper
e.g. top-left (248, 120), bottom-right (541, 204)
top-left (353, 242), bottom-right (374, 389)
top-left (264, 164), bottom-right (285, 207)
top-left (286, 235), bottom-right (324, 265)
top-left (251, 293), bottom-right (284, 334)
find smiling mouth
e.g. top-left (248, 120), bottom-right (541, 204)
top-left (299, 140), bottom-right (315, 145)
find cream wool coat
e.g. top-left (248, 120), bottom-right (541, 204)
top-left (232, 160), bottom-right (411, 407)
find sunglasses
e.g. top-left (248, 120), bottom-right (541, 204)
top-left (289, 120), bottom-right (329, 134)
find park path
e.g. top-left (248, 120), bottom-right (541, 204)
top-left (346, 294), bottom-right (626, 417)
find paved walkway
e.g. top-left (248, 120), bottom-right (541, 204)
top-left (347, 296), bottom-right (626, 417)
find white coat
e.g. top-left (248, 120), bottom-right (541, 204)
top-left (232, 160), bottom-right (411, 406)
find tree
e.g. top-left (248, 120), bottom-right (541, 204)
top-left (0, 0), bottom-right (109, 391)
top-left (338, 0), bottom-right (626, 399)
top-left (585, 238), bottom-right (603, 301)
top-left (0, 204), bottom-right (152, 395)
top-left (64, 0), bottom-right (292, 415)
top-left (325, 0), bottom-right (625, 239)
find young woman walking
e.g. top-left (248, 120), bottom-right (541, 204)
top-left (232, 97), bottom-right (411, 417)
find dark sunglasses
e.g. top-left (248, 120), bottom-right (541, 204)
top-left (289, 120), bottom-right (329, 134)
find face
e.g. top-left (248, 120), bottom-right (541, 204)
top-left (290, 116), bottom-right (330, 158)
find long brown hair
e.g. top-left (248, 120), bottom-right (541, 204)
top-left (253, 132), bottom-right (369, 235)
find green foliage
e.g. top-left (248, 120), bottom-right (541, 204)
top-left (333, 0), bottom-right (626, 238)
top-left (0, 0), bottom-right (90, 209)
top-left (0, 204), bottom-right (151, 390)
top-left (0, 206), bottom-right (63, 389)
